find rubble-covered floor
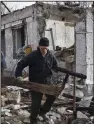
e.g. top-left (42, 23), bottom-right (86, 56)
top-left (1, 47), bottom-right (94, 124)
top-left (1, 79), bottom-right (94, 124)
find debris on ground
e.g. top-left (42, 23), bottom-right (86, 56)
top-left (1, 81), bottom-right (93, 124)
top-left (1, 47), bottom-right (93, 124)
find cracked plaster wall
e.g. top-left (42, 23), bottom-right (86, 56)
top-left (45, 19), bottom-right (74, 50)
top-left (1, 3), bottom-right (62, 73)
top-left (86, 9), bottom-right (93, 85)
top-left (76, 9), bottom-right (93, 86)
top-left (2, 4), bottom-right (93, 85)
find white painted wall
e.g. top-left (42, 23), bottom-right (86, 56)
top-left (45, 19), bottom-right (74, 50)
top-left (26, 17), bottom-right (39, 50)
top-left (86, 9), bottom-right (93, 84)
top-left (5, 28), bottom-right (17, 72)
top-left (76, 9), bottom-right (94, 85)
top-left (75, 21), bottom-right (86, 75)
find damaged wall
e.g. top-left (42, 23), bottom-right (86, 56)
top-left (5, 28), bottom-right (17, 71)
top-left (75, 19), bottom-right (87, 75)
top-left (75, 9), bottom-right (94, 95)
top-left (3, 19), bottom-right (38, 72)
top-left (1, 3), bottom-right (75, 73)
top-left (26, 17), bottom-right (39, 50)
top-left (86, 9), bottom-right (93, 85)
top-left (1, 5), bottom-right (34, 25)
top-left (45, 20), bottom-right (74, 50)
top-left (1, 5), bottom-right (38, 72)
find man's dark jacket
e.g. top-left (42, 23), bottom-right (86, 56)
top-left (15, 48), bottom-right (58, 84)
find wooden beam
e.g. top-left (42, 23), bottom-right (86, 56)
top-left (1, 77), bottom-right (63, 96)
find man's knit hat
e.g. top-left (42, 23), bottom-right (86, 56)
top-left (39, 37), bottom-right (49, 47)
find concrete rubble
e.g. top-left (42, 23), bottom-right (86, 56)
top-left (1, 47), bottom-right (94, 124)
top-left (1, 1), bottom-right (94, 123)
top-left (1, 80), bottom-right (93, 124)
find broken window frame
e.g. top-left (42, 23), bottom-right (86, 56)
top-left (1, 29), bottom-right (6, 56)
top-left (12, 24), bottom-right (25, 59)
top-left (45, 28), bottom-right (55, 50)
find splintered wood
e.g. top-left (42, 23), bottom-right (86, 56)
top-left (2, 77), bottom-right (65, 96)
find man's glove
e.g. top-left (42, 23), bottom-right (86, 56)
top-left (17, 76), bottom-right (24, 82)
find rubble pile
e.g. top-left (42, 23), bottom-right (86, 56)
top-left (52, 47), bottom-right (89, 105)
top-left (51, 47), bottom-right (93, 123)
top-left (1, 85), bottom-right (74, 124)
top-left (1, 86), bottom-right (30, 124)
top-left (53, 46), bottom-right (93, 109)
top-left (1, 82), bottom-right (94, 124)
top-left (1, 46), bottom-right (93, 124)
top-left (53, 45), bottom-right (75, 71)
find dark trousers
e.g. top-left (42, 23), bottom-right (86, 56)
top-left (30, 91), bottom-right (56, 121)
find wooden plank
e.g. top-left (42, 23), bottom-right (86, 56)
top-left (1, 77), bottom-right (62, 96)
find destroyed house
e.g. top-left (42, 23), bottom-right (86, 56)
top-left (1, 2), bottom-right (94, 123)
top-left (1, 2), bottom-right (94, 87)
top-left (1, 2), bottom-right (75, 73)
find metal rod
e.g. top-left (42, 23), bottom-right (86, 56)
top-left (73, 23), bottom-right (77, 119)
top-left (1, 1), bottom-right (11, 13)
top-left (73, 76), bottom-right (76, 119)
top-left (56, 67), bottom-right (87, 79)
top-left (93, 4), bottom-right (94, 99)
top-left (93, 7), bottom-right (94, 122)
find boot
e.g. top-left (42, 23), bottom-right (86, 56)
top-left (31, 119), bottom-right (38, 124)
top-left (39, 113), bottom-right (49, 122)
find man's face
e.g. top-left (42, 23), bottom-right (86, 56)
top-left (39, 46), bottom-right (48, 56)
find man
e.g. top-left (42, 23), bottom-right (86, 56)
top-left (15, 37), bottom-right (58, 123)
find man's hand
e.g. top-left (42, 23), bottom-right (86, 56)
top-left (17, 76), bottom-right (24, 82)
